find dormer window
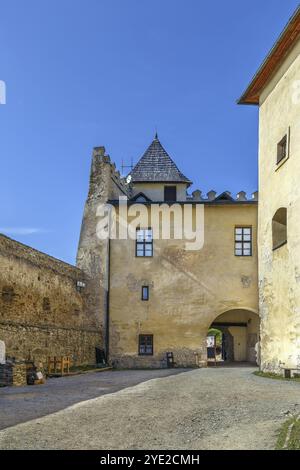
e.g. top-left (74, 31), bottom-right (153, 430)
top-left (135, 196), bottom-right (147, 202)
top-left (164, 186), bottom-right (177, 202)
top-left (131, 192), bottom-right (152, 203)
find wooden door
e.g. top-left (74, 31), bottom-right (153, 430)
top-left (229, 327), bottom-right (247, 362)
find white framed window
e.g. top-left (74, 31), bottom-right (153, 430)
top-left (136, 228), bottom-right (153, 257)
top-left (235, 227), bottom-right (252, 257)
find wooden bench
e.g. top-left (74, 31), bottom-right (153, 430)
top-left (47, 356), bottom-right (71, 376)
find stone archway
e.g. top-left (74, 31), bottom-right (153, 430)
top-left (207, 309), bottom-right (259, 364)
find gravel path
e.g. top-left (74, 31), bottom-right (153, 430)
top-left (0, 368), bottom-right (185, 429)
top-left (1, 367), bottom-right (300, 450)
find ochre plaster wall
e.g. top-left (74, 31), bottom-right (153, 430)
top-left (109, 203), bottom-right (258, 368)
top-left (258, 39), bottom-right (300, 372)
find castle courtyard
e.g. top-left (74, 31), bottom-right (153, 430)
top-left (1, 367), bottom-right (300, 450)
top-left (1, 2), bottom-right (300, 454)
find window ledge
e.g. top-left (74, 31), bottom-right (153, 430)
top-left (276, 155), bottom-right (289, 171)
top-left (273, 240), bottom-right (287, 251)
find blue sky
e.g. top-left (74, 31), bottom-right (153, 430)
top-left (0, 0), bottom-right (299, 263)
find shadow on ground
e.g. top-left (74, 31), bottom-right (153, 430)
top-left (0, 368), bottom-right (190, 429)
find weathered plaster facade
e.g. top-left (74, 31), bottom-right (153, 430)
top-left (239, 7), bottom-right (300, 373)
top-left (258, 40), bottom-right (300, 372)
top-left (108, 203), bottom-right (258, 368)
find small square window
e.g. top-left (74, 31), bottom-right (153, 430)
top-left (164, 186), bottom-right (177, 202)
top-left (277, 135), bottom-right (287, 164)
top-left (141, 286), bottom-right (149, 301)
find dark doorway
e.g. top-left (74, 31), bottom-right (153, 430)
top-left (207, 327), bottom-right (234, 364)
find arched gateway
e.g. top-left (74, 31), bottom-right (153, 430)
top-left (206, 309), bottom-right (259, 365)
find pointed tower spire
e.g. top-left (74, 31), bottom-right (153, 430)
top-left (129, 136), bottom-right (192, 186)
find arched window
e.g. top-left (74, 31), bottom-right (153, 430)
top-left (272, 208), bottom-right (287, 250)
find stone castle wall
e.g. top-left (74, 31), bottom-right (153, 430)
top-left (0, 234), bottom-right (102, 366)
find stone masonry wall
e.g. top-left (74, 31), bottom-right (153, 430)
top-left (0, 234), bottom-right (102, 365)
top-left (76, 146), bottom-right (131, 358)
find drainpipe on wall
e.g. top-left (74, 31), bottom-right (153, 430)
top-left (105, 238), bottom-right (111, 364)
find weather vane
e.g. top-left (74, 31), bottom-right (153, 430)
top-left (121, 158), bottom-right (134, 176)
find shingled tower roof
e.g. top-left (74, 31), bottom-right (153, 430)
top-left (129, 134), bottom-right (192, 186)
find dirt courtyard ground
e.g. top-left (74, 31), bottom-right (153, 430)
top-left (1, 366), bottom-right (300, 450)
top-left (0, 368), bottom-right (185, 429)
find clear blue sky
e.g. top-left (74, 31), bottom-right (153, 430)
top-left (0, 0), bottom-right (299, 263)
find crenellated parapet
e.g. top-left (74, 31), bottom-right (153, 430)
top-left (188, 189), bottom-right (259, 202)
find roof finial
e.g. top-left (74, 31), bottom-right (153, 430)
top-left (154, 127), bottom-right (158, 140)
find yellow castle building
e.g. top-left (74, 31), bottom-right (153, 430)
top-left (77, 139), bottom-right (259, 368)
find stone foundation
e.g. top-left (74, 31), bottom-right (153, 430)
top-left (111, 349), bottom-right (202, 369)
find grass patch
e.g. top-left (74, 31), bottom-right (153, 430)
top-left (254, 371), bottom-right (300, 383)
top-left (276, 416), bottom-right (300, 450)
